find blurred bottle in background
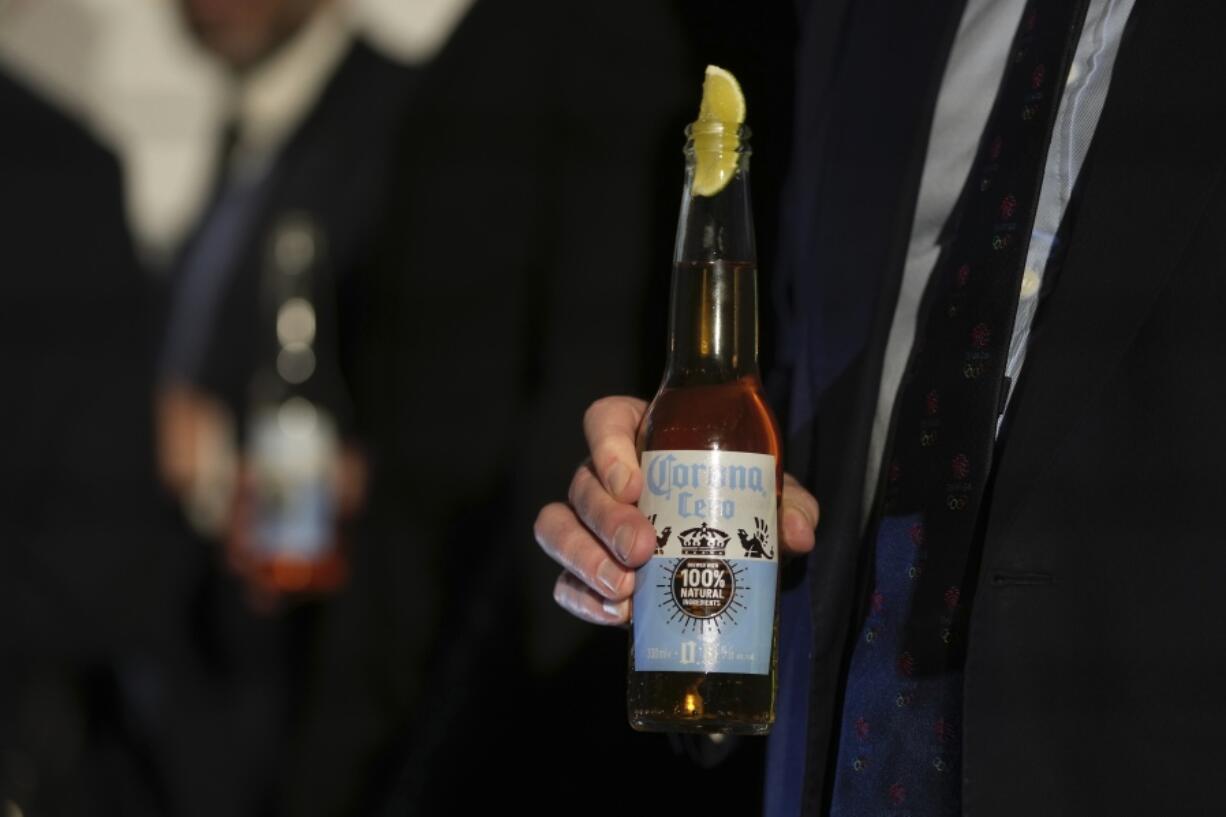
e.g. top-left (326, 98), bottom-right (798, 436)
top-left (230, 212), bottom-right (362, 598)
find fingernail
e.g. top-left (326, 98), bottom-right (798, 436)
top-left (602, 598), bottom-right (629, 620)
top-left (612, 525), bottom-right (636, 563)
top-left (596, 559), bottom-right (625, 595)
top-left (606, 462), bottom-right (630, 497)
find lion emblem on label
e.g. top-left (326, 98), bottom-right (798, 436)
top-left (647, 514), bottom-right (671, 554)
top-left (737, 516), bottom-right (773, 559)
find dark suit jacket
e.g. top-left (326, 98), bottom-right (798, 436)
top-left (0, 69), bottom-right (176, 814)
top-left (767, 2), bottom-right (1226, 815)
top-left (0, 71), bottom-right (169, 663)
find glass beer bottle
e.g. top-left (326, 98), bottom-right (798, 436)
top-left (234, 213), bottom-right (348, 595)
top-left (628, 86), bottom-right (783, 734)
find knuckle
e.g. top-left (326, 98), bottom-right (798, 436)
top-left (586, 499), bottom-right (623, 548)
top-left (585, 396), bottom-right (618, 422)
top-left (533, 503), bottom-right (569, 550)
top-left (582, 398), bottom-right (612, 436)
top-left (532, 502), bottom-right (556, 537)
top-left (567, 462), bottom-right (596, 508)
top-left (537, 505), bottom-right (606, 586)
top-left (571, 485), bottom-right (617, 543)
top-left (590, 437), bottom-right (619, 468)
top-left (558, 526), bottom-right (597, 582)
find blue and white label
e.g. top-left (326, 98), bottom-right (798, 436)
top-left (632, 449), bottom-right (778, 675)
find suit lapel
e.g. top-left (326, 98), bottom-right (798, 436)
top-left (777, 2), bottom-right (971, 814)
top-left (987, 0), bottom-right (1226, 534)
top-left (782, 0), bottom-right (969, 453)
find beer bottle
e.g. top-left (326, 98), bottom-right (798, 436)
top-left (628, 67), bottom-right (782, 734)
top-left (233, 213), bottom-right (350, 595)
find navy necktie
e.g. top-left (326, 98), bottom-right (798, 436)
top-left (830, 0), bottom-right (1090, 813)
top-left (160, 122), bottom-right (271, 382)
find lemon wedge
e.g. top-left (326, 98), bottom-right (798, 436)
top-left (697, 65), bottom-right (746, 126)
top-left (692, 65), bottom-right (746, 197)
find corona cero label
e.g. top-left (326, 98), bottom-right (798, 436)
top-left (633, 450), bottom-right (777, 676)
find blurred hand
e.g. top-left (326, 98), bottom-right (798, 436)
top-left (534, 396), bottom-right (820, 627)
top-left (225, 443), bottom-right (368, 613)
top-left (157, 383), bottom-right (368, 611)
top-left (155, 383), bottom-right (238, 535)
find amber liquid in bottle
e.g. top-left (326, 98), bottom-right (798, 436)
top-left (628, 124), bottom-right (783, 734)
top-left (236, 213), bottom-right (350, 597)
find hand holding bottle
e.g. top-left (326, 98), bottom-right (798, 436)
top-left (540, 66), bottom-right (822, 733)
top-left (534, 395), bottom-right (819, 628)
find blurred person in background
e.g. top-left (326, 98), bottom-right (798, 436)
top-left (152, 0), bottom-right (417, 814)
top-left (0, 63), bottom-right (179, 816)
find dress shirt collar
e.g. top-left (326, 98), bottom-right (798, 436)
top-left (227, 6), bottom-right (352, 174)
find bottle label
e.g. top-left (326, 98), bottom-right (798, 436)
top-left (632, 449), bottom-right (777, 675)
top-left (248, 401), bottom-right (338, 559)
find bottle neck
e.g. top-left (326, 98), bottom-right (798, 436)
top-left (664, 132), bottom-right (759, 387)
top-left (254, 213), bottom-right (327, 407)
top-left (665, 259), bottom-right (759, 384)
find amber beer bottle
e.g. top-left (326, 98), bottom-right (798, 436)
top-left (236, 214), bottom-right (347, 595)
top-left (628, 118), bottom-right (782, 734)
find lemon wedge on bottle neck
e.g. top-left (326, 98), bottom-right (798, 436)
top-left (691, 65), bottom-right (746, 197)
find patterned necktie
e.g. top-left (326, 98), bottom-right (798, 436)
top-left (830, 0), bottom-right (1089, 814)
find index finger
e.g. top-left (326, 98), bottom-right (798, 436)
top-left (583, 396), bottom-right (647, 504)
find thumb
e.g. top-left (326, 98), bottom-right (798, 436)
top-left (779, 472), bottom-right (819, 557)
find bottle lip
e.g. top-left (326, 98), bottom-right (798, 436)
top-left (684, 122), bottom-right (752, 156)
top-left (685, 122), bottom-right (751, 139)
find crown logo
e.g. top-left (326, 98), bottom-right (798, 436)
top-left (677, 522), bottom-right (729, 556)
